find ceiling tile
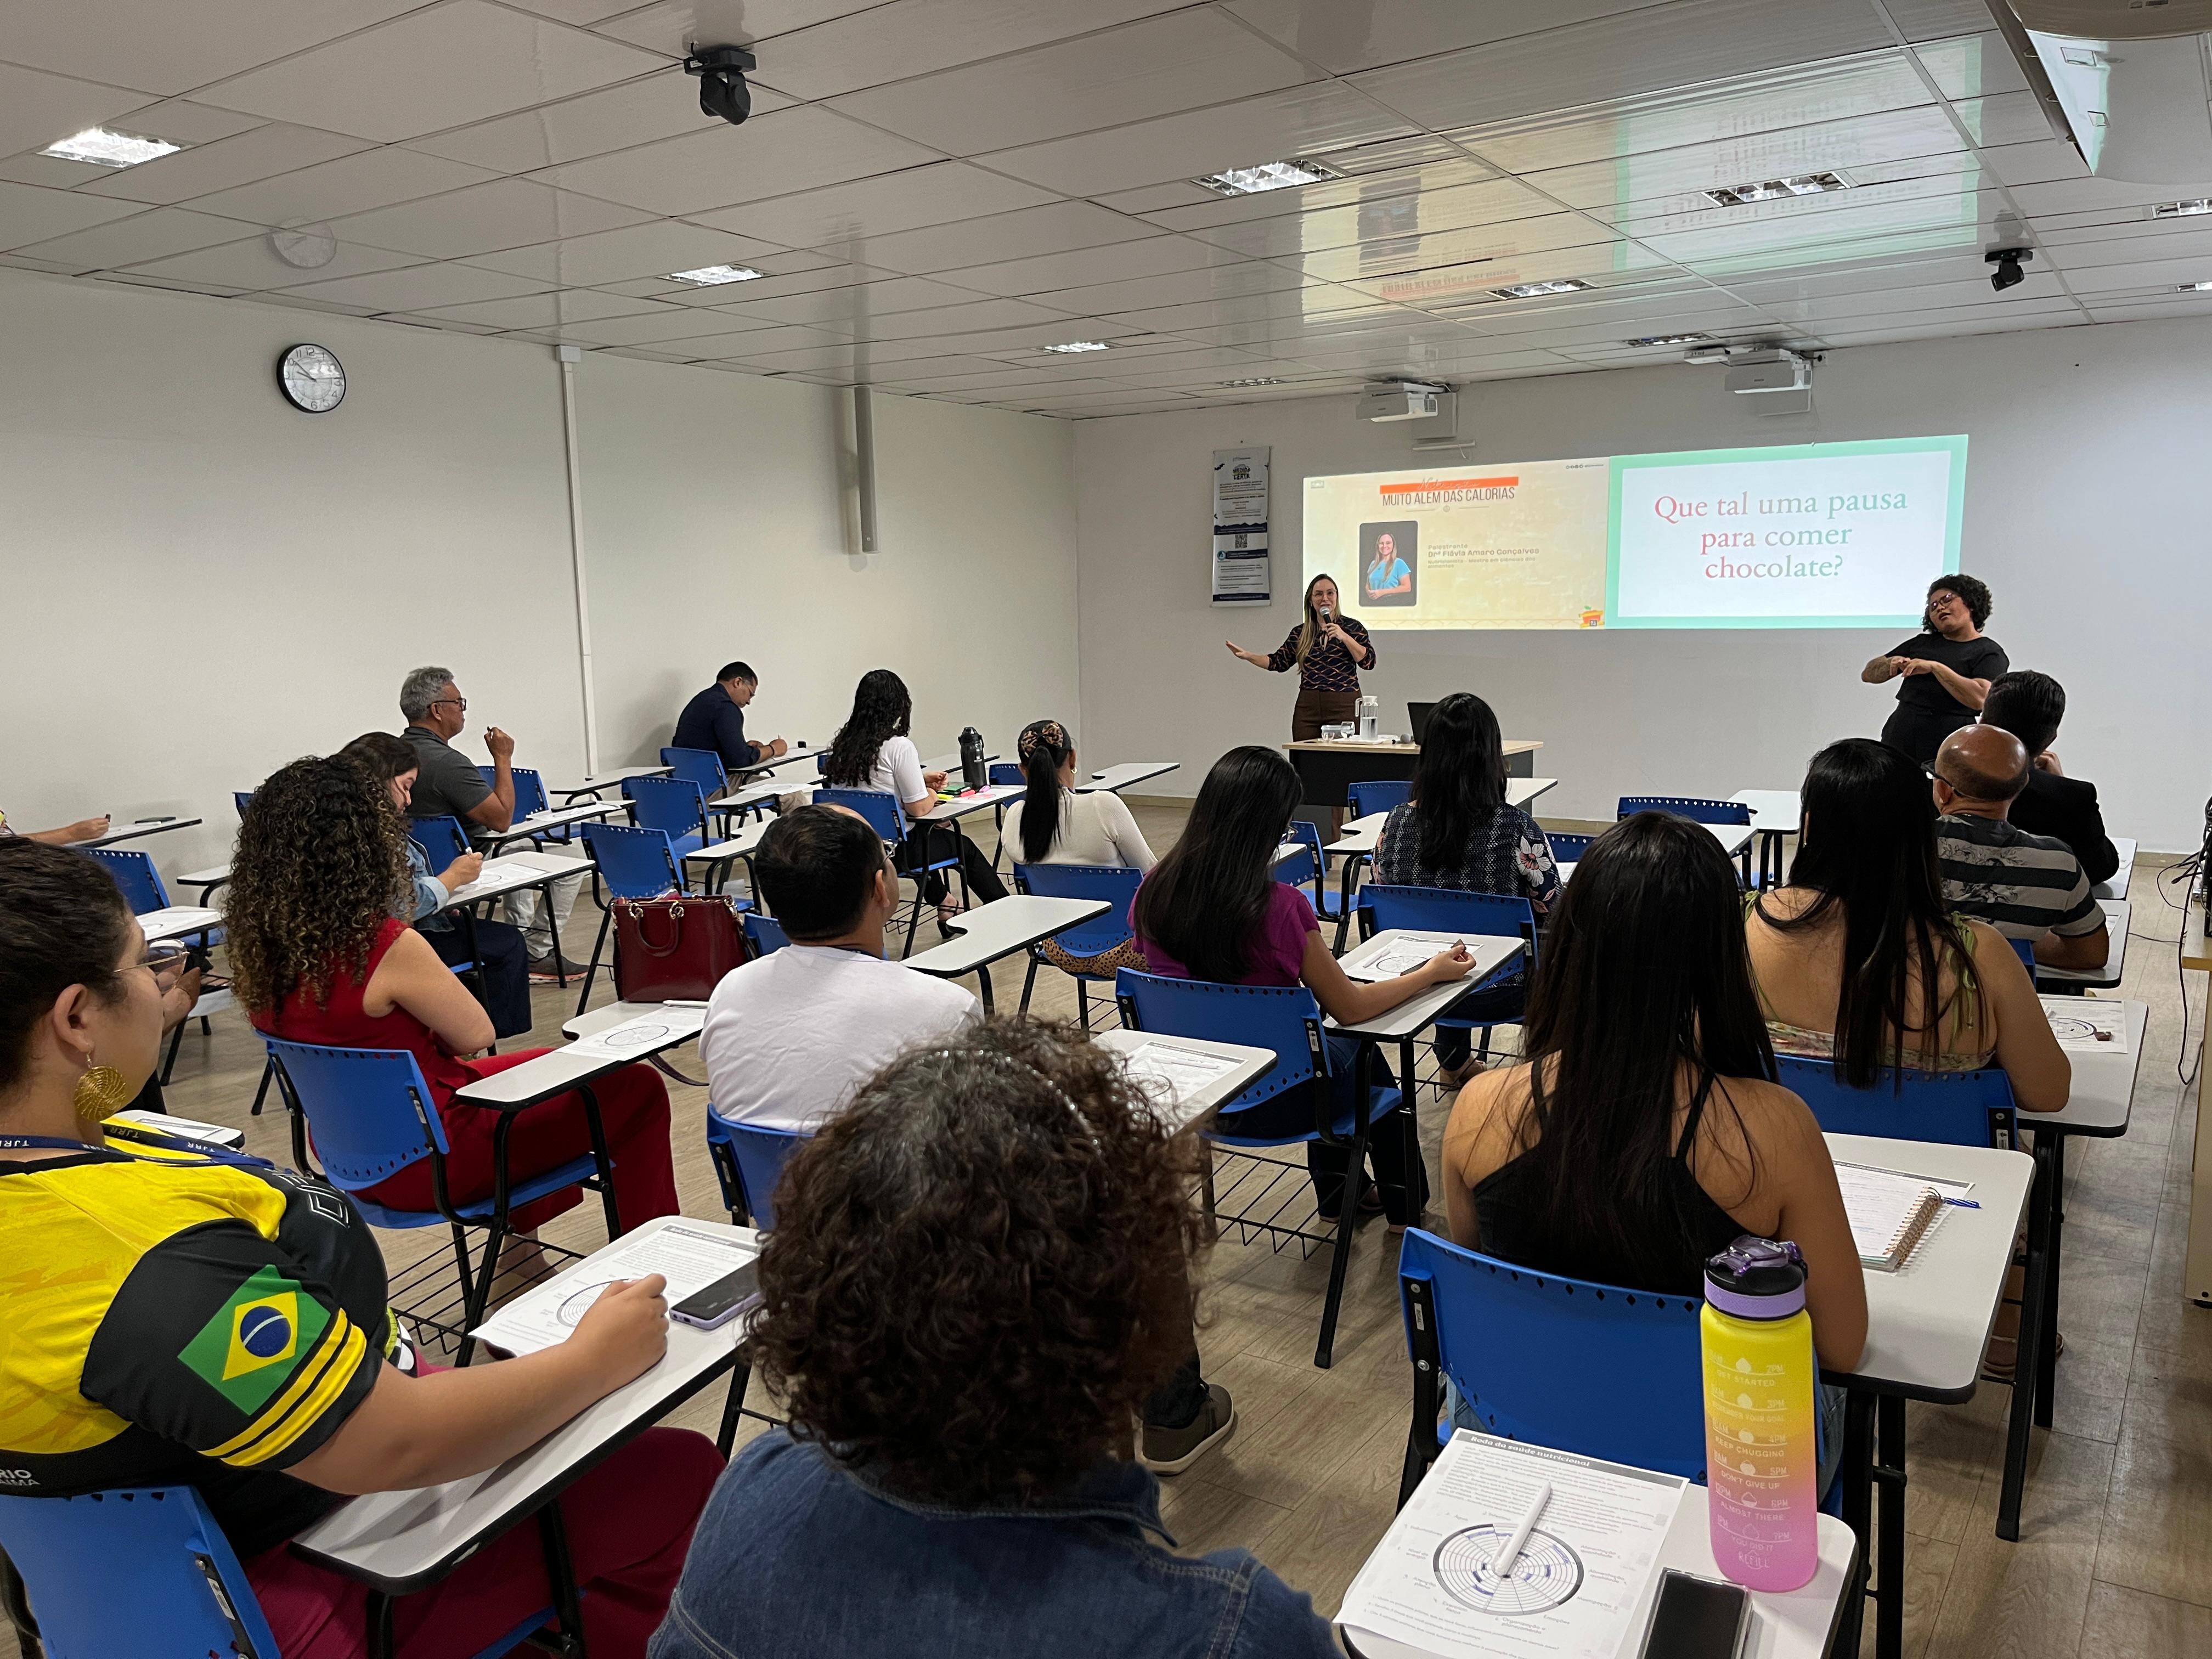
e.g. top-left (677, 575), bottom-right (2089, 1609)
top-left (1093, 180), bottom-right (1220, 214)
top-left (325, 177), bottom-right (657, 257)
top-left (978, 80), bottom-right (1418, 199)
top-left (586, 0), bottom-right (885, 55)
top-left (717, 273), bottom-right (992, 323)
top-left (594, 257), bottom-right (901, 302)
top-left (1951, 91), bottom-right (2056, 150)
top-left (247, 288), bottom-right (382, 317)
top-left (503, 0), bottom-right (647, 23)
top-left (0, 61), bottom-right (151, 162)
top-left (402, 68), bottom-right (791, 172)
top-left (1279, 211), bottom-right (1626, 284)
top-left (826, 9), bottom-right (1316, 157)
top-left (0, 180), bottom-right (149, 252)
top-left (839, 200), bottom-right (1157, 275)
top-left (185, 148), bottom-right (501, 227)
top-left (1182, 177), bottom-right (1559, 260)
top-left (531, 306), bottom-right (789, 345)
top-left (404, 289), bottom-right (678, 328)
top-left (13, 207), bottom-right (256, 271)
top-left (277, 260), bottom-right (558, 309)
top-left (939, 234), bottom-right (1246, 297)
top-left (844, 295), bottom-right (1080, 339)
top-left (465, 217), bottom-right (781, 284)
top-left (99, 269), bottom-right (252, 297)
top-left (534, 104), bottom-right (935, 215)
top-left (77, 123), bottom-right (370, 206)
top-left (1139, 157), bottom-right (1493, 235)
top-left (2057, 252), bottom-right (2212, 293)
top-left (1021, 259), bottom-right (1316, 317)
top-left (195, 3), bottom-right (669, 143)
top-left (0, 0), bottom-right (428, 96)
top-left (1976, 139), bottom-right (2090, 190)
top-left (1226, 0), bottom-right (1680, 75)
top-left (687, 160), bottom-right (1058, 249)
top-left (112, 233), bottom-right (425, 289)
top-left (1912, 32), bottom-right (2033, 101)
top-left (2006, 172), bottom-right (2183, 217)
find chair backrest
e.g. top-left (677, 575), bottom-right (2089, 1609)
top-left (408, 815), bottom-right (473, 871)
top-left (481, 765), bottom-right (550, 820)
top-left (1548, 831), bottom-right (1594, 864)
top-left (1400, 1229), bottom-right (1707, 1479)
top-left (82, 849), bottom-right (169, 914)
top-left (1774, 1055), bottom-right (2018, 1149)
top-left (580, 820), bottom-right (683, 901)
top-left (2008, 935), bottom-right (2036, 972)
top-left (1347, 778), bottom-right (1412, 819)
top-left (233, 790), bottom-right (256, 820)
top-left (1275, 817), bottom-right (1323, 890)
top-left (1115, 969), bottom-right (1329, 1125)
top-left (1363, 884), bottom-right (1538, 968)
top-left (624, 774), bottom-right (708, 840)
top-left (988, 762), bottom-right (1025, 789)
top-left (1012, 863), bottom-right (1141, 960)
top-left (742, 912), bottom-right (789, 955)
top-left (661, 746), bottom-right (730, 797)
top-left (813, 787), bottom-right (907, 844)
top-left (704, 1114), bottom-right (809, 1230)
top-left (261, 1039), bottom-right (448, 1192)
top-left (0, 1485), bottom-right (280, 1659)
top-left (1618, 795), bottom-right (1750, 826)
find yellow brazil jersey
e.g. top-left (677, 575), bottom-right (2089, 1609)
top-left (0, 1138), bottom-right (399, 1559)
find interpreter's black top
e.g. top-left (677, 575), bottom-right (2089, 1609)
top-left (1887, 632), bottom-right (2008, 719)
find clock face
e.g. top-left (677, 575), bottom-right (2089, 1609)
top-left (278, 343), bottom-right (345, 414)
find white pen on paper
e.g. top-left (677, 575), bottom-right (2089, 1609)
top-left (1492, 1482), bottom-right (1550, 1579)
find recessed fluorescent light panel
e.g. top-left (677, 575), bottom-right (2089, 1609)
top-left (1220, 376), bottom-right (1282, 387)
top-left (1043, 340), bottom-right (1111, 354)
top-left (2155, 199), bottom-right (2212, 217)
top-left (663, 264), bottom-right (763, 285)
top-left (1624, 332), bottom-right (1714, 347)
top-left (2179, 281), bottom-right (2212, 291)
top-left (1193, 158), bottom-right (1338, 197)
top-left (1491, 279), bottom-right (1592, 300)
top-left (1703, 172), bottom-right (1848, 207)
top-left (40, 127), bottom-right (182, 168)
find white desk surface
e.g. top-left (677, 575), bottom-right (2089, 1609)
top-left (292, 1215), bottom-right (755, 1593)
top-left (741, 742), bottom-right (820, 774)
top-left (1509, 776), bottom-right (1558, 811)
top-left (1091, 1030), bottom-right (1273, 1137)
top-left (683, 819), bottom-right (771, 867)
top-left (489, 800), bottom-right (620, 842)
top-left (178, 862), bottom-right (231, 888)
top-left (433, 851), bottom-right (591, 913)
top-left (2034, 898), bottom-right (2129, 990)
top-left (138, 905), bottom-right (223, 943)
top-left (1822, 1132), bottom-right (2034, 1402)
top-left (1327, 931), bottom-right (1525, 1042)
top-left (1076, 761), bottom-right (1180, 793)
top-left (902, 894), bottom-right (1111, 978)
top-left (1706, 821), bottom-right (1757, 857)
top-left (2033, 997), bottom-right (2146, 1136)
top-left (561, 765), bottom-right (670, 797)
top-left (921, 782), bottom-right (1024, 823)
top-left (2094, 837), bottom-right (2136, 901)
top-left (1731, 788), bottom-right (1803, 836)
top-left (708, 779), bottom-right (786, 814)
top-left (1343, 1498), bottom-right (1857, 1659)
top-left (458, 1002), bottom-right (706, 1108)
top-left (72, 816), bottom-right (204, 849)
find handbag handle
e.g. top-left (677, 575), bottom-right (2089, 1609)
top-left (620, 899), bottom-right (686, 958)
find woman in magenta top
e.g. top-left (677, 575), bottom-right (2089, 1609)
top-left (1131, 746), bottom-right (1478, 1228)
top-left (229, 755), bottom-right (678, 1236)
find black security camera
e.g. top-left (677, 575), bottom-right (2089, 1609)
top-left (1985, 246), bottom-right (2033, 292)
top-left (685, 45), bottom-right (757, 126)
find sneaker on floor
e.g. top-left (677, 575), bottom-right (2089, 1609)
top-left (1142, 1384), bottom-right (1234, 1475)
top-left (526, 955), bottom-right (562, 983)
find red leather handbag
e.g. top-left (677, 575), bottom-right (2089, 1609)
top-left (612, 895), bottom-right (747, 1003)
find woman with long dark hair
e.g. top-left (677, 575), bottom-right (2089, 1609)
top-left (1374, 691), bottom-right (1560, 1085)
top-left (1746, 737), bottom-right (2066, 1099)
top-left (823, 668), bottom-right (1006, 928)
top-left (1001, 718), bottom-right (1154, 979)
top-left (1133, 746), bottom-right (1478, 1228)
top-left (1442, 812), bottom-right (1867, 1370)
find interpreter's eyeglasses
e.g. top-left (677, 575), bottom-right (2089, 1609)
top-left (137, 943), bottom-right (190, 993)
top-left (431, 697), bottom-right (469, 712)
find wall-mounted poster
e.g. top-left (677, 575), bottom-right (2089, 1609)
top-left (1211, 445), bottom-right (1270, 603)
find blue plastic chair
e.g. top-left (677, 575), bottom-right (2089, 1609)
top-left (408, 814), bottom-right (475, 872)
top-left (82, 848), bottom-right (170, 915)
top-left (988, 762), bottom-right (1024, 788)
top-left (1347, 778), bottom-right (1412, 819)
top-left (262, 1039), bottom-right (618, 1363)
top-left (662, 746), bottom-right (731, 799)
top-left (623, 774), bottom-right (708, 861)
top-left (815, 786), bottom-right (962, 958)
top-left (573, 821), bottom-right (687, 1014)
top-left (1013, 862), bottom-right (1142, 1029)
top-left (1116, 968), bottom-right (1406, 1368)
top-left (1548, 831), bottom-right (1593, 866)
top-left (1282, 819), bottom-right (1349, 929)
top-left (233, 790), bottom-right (255, 820)
top-left (2010, 935), bottom-right (2037, 972)
top-left (988, 762), bottom-right (1026, 867)
top-left (743, 912), bottom-right (789, 956)
top-left (1363, 884), bottom-right (1536, 1069)
top-left (1396, 1229), bottom-right (1707, 1503)
top-left (703, 1115), bottom-right (808, 1232)
top-left (474, 764), bottom-right (551, 821)
top-left (1775, 1056), bottom-right (2018, 1149)
top-left (1619, 797), bottom-right (1753, 883)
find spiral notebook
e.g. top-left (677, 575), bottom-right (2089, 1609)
top-left (1833, 1161), bottom-right (1946, 1272)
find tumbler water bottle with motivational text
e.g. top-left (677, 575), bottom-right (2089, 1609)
top-left (1701, 1237), bottom-right (1819, 1593)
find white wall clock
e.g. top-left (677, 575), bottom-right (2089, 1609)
top-left (278, 343), bottom-right (346, 414)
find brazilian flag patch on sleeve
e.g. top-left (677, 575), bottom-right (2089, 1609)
top-left (178, 1265), bottom-right (332, 1414)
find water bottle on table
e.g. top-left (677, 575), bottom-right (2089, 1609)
top-left (1701, 1236), bottom-right (1819, 1592)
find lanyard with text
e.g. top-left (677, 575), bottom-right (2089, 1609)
top-left (0, 1131), bottom-right (273, 1169)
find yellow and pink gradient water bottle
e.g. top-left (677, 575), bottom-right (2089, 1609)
top-left (1701, 1237), bottom-right (1819, 1592)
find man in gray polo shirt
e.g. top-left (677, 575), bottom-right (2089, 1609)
top-left (1933, 724), bottom-right (2108, 971)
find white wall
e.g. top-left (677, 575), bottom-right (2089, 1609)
top-left (0, 270), bottom-right (1077, 883)
top-left (1074, 318), bottom-right (2212, 850)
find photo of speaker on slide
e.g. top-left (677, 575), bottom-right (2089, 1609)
top-left (1361, 521), bottom-right (1418, 607)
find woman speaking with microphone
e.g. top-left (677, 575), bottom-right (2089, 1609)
top-left (1225, 572), bottom-right (1376, 744)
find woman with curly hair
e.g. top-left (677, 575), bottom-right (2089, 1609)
top-left (651, 1019), bottom-right (1339, 1659)
top-left (1860, 572), bottom-right (2007, 764)
top-left (822, 667), bottom-right (1005, 930)
top-left (229, 755), bottom-right (677, 1235)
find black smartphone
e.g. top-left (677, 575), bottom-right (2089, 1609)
top-left (1639, 1570), bottom-right (1751, 1659)
top-left (670, 1260), bottom-right (761, 1330)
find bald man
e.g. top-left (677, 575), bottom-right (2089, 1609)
top-left (1933, 725), bottom-right (2108, 970)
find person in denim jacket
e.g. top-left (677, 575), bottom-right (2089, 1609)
top-left (649, 1018), bottom-right (1341, 1659)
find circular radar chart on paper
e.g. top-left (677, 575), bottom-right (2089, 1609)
top-left (597, 1022), bottom-right (674, 1051)
top-left (1432, 1526), bottom-right (1583, 1616)
top-left (2046, 1015), bottom-right (2099, 1043)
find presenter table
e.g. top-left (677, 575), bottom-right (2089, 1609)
top-left (1286, 737), bottom-right (1541, 811)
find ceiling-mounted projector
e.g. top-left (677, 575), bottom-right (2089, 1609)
top-left (1359, 382), bottom-right (1444, 421)
top-left (1994, 0), bottom-right (2212, 181)
top-left (1724, 349), bottom-right (1812, 395)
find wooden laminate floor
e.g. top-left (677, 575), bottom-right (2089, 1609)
top-left (7, 800), bottom-right (2208, 1659)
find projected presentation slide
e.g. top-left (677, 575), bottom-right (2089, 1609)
top-left (1301, 435), bottom-right (1966, 632)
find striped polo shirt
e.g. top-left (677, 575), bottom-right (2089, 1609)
top-left (1937, 812), bottom-right (2103, 942)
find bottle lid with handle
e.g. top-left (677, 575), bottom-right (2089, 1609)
top-left (1704, 1235), bottom-right (1807, 1319)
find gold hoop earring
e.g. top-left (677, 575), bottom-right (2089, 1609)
top-left (73, 1064), bottom-right (132, 1125)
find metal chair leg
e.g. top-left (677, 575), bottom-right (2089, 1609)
top-left (718, 1359), bottom-right (753, 1457)
top-left (1019, 955), bottom-right (1041, 1014)
top-left (574, 905), bottom-right (613, 1018)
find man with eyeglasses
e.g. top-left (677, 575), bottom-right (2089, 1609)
top-left (399, 665), bottom-right (575, 979)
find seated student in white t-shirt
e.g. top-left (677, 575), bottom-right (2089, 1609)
top-left (701, 804), bottom-right (978, 1133)
top-left (1000, 718), bottom-right (1155, 979)
top-left (820, 668), bottom-right (1007, 934)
